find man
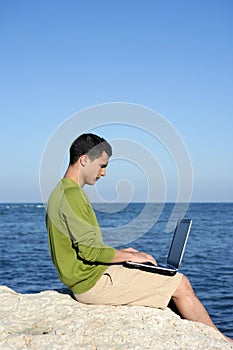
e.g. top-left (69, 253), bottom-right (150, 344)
top-left (46, 133), bottom-right (231, 342)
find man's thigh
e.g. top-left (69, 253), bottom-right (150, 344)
top-left (75, 265), bottom-right (182, 309)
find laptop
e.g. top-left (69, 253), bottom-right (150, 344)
top-left (124, 219), bottom-right (192, 276)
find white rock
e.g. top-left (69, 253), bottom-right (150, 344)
top-left (0, 286), bottom-right (232, 350)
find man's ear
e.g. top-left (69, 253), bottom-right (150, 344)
top-left (80, 155), bottom-right (88, 167)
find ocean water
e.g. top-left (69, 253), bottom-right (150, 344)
top-left (0, 202), bottom-right (232, 338)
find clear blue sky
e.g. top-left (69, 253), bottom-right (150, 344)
top-left (1, 0), bottom-right (232, 202)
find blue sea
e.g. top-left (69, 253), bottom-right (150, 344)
top-left (0, 202), bottom-right (232, 338)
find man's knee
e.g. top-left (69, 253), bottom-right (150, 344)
top-left (172, 274), bottom-right (194, 299)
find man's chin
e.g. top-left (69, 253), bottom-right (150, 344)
top-left (87, 179), bottom-right (99, 186)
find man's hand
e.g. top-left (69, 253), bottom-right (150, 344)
top-left (127, 250), bottom-right (157, 266)
top-left (122, 247), bottom-right (139, 253)
top-left (112, 247), bottom-right (157, 266)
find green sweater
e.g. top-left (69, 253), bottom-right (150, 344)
top-left (46, 178), bottom-right (116, 294)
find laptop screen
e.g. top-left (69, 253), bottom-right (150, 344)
top-left (167, 219), bottom-right (192, 269)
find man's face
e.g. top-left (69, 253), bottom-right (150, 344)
top-left (83, 151), bottom-right (109, 186)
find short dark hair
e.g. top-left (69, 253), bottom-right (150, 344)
top-left (69, 133), bottom-right (112, 165)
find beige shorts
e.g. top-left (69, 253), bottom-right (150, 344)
top-left (75, 264), bottom-right (182, 309)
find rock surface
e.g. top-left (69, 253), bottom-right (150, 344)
top-left (0, 286), bottom-right (232, 350)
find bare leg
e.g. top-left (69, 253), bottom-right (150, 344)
top-left (172, 275), bottom-right (232, 342)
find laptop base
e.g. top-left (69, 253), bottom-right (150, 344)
top-left (123, 261), bottom-right (177, 276)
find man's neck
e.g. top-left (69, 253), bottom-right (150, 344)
top-left (64, 165), bottom-right (84, 187)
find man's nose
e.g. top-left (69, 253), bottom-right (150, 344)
top-left (100, 168), bottom-right (106, 176)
